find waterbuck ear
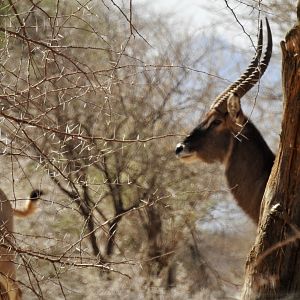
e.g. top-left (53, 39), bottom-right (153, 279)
top-left (227, 93), bottom-right (241, 122)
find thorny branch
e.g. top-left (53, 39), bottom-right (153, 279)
top-left (0, 0), bottom-right (281, 298)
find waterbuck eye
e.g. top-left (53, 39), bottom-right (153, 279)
top-left (210, 119), bottom-right (222, 127)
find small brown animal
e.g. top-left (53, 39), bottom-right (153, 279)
top-left (175, 19), bottom-right (274, 224)
top-left (0, 189), bottom-right (42, 300)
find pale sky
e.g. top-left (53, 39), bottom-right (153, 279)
top-left (134, 0), bottom-right (284, 53)
top-left (135, 0), bottom-right (262, 44)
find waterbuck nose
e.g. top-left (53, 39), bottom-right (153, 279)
top-left (175, 143), bottom-right (184, 155)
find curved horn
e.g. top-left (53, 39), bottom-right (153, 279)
top-left (211, 18), bottom-right (272, 112)
top-left (231, 18), bottom-right (272, 98)
top-left (211, 20), bottom-right (263, 108)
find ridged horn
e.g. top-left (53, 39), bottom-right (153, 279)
top-left (231, 18), bottom-right (272, 98)
top-left (211, 18), bottom-right (272, 113)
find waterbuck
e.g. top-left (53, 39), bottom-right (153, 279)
top-left (175, 19), bottom-right (274, 224)
top-left (0, 189), bottom-right (42, 300)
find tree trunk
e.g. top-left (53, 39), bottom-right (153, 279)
top-left (242, 3), bottom-right (300, 299)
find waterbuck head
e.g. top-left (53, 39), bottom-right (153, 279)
top-left (175, 19), bottom-right (272, 165)
top-left (175, 19), bottom-right (274, 223)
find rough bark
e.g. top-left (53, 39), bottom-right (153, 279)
top-left (242, 3), bottom-right (300, 299)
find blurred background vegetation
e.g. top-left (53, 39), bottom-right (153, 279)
top-left (0, 0), bottom-right (294, 299)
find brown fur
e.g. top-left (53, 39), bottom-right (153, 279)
top-left (0, 189), bottom-right (42, 300)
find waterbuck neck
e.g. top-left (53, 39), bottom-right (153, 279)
top-left (224, 121), bottom-right (275, 223)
